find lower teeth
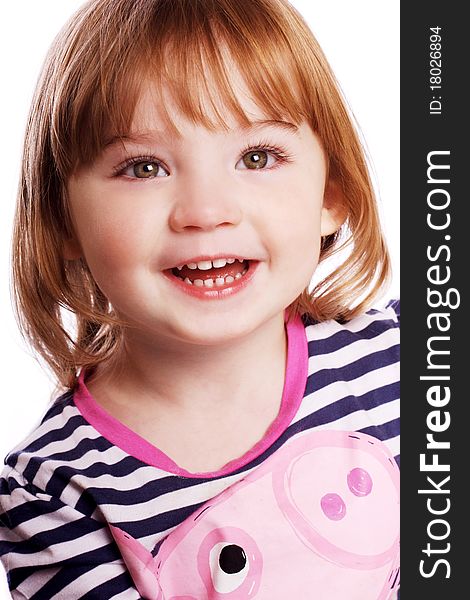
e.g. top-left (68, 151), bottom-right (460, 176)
top-left (179, 269), bottom-right (247, 287)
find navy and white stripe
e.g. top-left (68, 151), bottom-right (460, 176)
top-left (0, 302), bottom-right (399, 598)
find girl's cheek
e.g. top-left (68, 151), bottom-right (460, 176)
top-left (72, 193), bottom-right (164, 262)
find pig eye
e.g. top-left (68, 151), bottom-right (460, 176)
top-left (198, 527), bottom-right (263, 597)
top-left (209, 542), bottom-right (249, 593)
top-left (218, 544), bottom-right (247, 574)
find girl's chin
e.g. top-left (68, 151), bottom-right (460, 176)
top-left (167, 316), bottom-right (262, 346)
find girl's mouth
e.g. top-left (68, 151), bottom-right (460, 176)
top-left (165, 257), bottom-right (257, 298)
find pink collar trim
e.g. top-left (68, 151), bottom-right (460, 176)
top-left (73, 315), bottom-right (308, 479)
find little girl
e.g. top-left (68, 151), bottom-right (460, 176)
top-left (0, 0), bottom-right (399, 598)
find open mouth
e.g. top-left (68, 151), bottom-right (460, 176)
top-left (167, 257), bottom-right (253, 292)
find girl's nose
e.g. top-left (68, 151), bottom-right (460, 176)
top-left (168, 176), bottom-right (243, 232)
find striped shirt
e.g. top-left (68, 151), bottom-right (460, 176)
top-left (0, 302), bottom-right (400, 599)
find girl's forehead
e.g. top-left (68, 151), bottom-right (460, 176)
top-left (131, 77), bottom-right (278, 136)
top-left (126, 42), bottom-right (305, 139)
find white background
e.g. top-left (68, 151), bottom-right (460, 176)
top-left (0, 2), bottom-right (399, 595)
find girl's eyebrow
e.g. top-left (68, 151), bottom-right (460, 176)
top-left (104, 119), bottom-right (299, 149)
top-left (237, 119), bottom-right (299, 134)
top-left (103, 131), bottom-right (164, 149)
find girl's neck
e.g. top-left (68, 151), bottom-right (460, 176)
top-left (88, 311), bottom-right (287, 419)
top-left (86, 312), bottom-right (288, 472)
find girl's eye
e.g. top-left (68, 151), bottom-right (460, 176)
top-left (120, 159), bottom-right (169, 179)
top-left (240, 150), bottom-right (270, 170)
top-left (236, 145), bottom-right (291, 171)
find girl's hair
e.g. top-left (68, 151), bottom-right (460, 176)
top-left (13, 0), bottom-right (390, 390)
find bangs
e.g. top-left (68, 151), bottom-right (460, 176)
top-left (149, 1), bottom-right (310, 133)
top-left (51, 0), bottom-right (321, 174)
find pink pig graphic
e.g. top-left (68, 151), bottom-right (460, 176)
top-left (109, 430), bottom-right (400, 599)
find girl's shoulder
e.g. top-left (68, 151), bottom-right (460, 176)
top-left (0, 390), bottom-right (91, 490)
top-left (303, 299), bottom-right (400, 345)
top-left (2, 391), bottom-right (73, 455)
top-left (299, 300), bottom-right (400, 462)
top-left (300, 298), bottom-right (400, 403)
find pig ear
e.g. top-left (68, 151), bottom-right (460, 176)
top-left (109, 524), bottom-right (162, 600)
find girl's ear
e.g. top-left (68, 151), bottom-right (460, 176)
top-left (320, 178), bottom-right (348, 236)
top-left (63, 236), bottom-right (82, 260)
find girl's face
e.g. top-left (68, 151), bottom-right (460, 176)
top-left (66, 81), bottom-right (343, 348)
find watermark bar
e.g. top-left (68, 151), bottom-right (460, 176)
top-left (401, 0), bottom-right (466, 596)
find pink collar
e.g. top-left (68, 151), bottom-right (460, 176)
top-left (74, 315), bottom-right (308, 479)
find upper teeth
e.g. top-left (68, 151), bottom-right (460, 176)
top-left (177, 258), bottom-right (241, 270)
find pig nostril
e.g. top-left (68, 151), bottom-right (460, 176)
top-left (321, 493), bottom-right (346, 521)
top-left (347, 467), bottom-right (373, 497)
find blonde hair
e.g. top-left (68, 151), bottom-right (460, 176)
top-left (13, 0), bottom-right (390, 390)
